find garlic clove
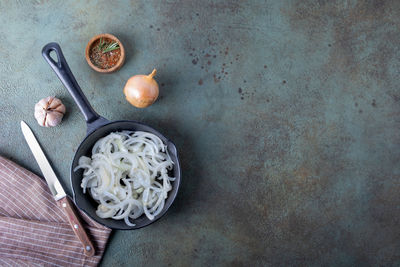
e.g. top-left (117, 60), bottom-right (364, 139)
top-left (45, 111), bottom-right (63, 127)
top-left (34, 96), bottom-right (66, 127)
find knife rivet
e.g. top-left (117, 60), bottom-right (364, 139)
top-left (62, 203), bottom-right (67, 208)
top-left (74, 224), bottom-right (78, 229)
top-left (86, 246), bottom-right (91, 251)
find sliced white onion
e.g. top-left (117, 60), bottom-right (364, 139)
top-left (75, 131), bottom-right (174, 226)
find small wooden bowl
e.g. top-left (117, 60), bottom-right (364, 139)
top-left (85, 33), bottom-right (125, 73)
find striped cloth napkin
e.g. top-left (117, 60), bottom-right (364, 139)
top-left (0, 156), bottom-right (111, 266)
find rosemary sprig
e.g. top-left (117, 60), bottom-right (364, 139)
top-left (98, 37), bottom-right (106, 51)
top-left (97, 38), bottom-right (120, 53)
top-left (102, 42), bottom-right (120, 53)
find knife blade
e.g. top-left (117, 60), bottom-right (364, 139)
top-left (21, 121), bottom-right (66, 201)
top-left (20, 121), bottom-right (95, 257)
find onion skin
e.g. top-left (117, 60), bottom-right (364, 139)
top-left (123, 69), bottom-right (159, 108)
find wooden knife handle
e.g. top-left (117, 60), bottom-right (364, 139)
top-left (57, 196), bottom-right (95, 257)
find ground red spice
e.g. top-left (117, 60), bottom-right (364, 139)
top-left (89, 38), bottom-right (121, 69)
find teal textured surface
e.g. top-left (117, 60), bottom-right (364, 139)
top-left (0, 1), bottom-right (399, 265)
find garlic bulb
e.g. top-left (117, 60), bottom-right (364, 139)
top-left (34, 96), bottom-right (66, 127)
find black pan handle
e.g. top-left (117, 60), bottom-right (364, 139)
top-left (42, 43), bottom-right (109, 134)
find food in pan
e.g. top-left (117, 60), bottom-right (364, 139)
top-left (74, 131), bottom-right (175, 226)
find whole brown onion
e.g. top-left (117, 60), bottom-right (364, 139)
top-left (123, 69), bottom-right (159, 108)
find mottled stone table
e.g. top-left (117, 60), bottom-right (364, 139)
top-left (0, 1), bottom-right (399, 265)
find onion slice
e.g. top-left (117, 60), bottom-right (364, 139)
top-left (75, 131), bottom-right (174, 226)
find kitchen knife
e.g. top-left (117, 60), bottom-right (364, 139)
top-left (20, 121), bottom-right (95, 257)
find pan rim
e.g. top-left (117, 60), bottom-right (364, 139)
top-left (70, 120), bottom-right (181, 230)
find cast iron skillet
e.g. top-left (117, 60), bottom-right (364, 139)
top-left (42, 43), bottom-right (181, 230)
